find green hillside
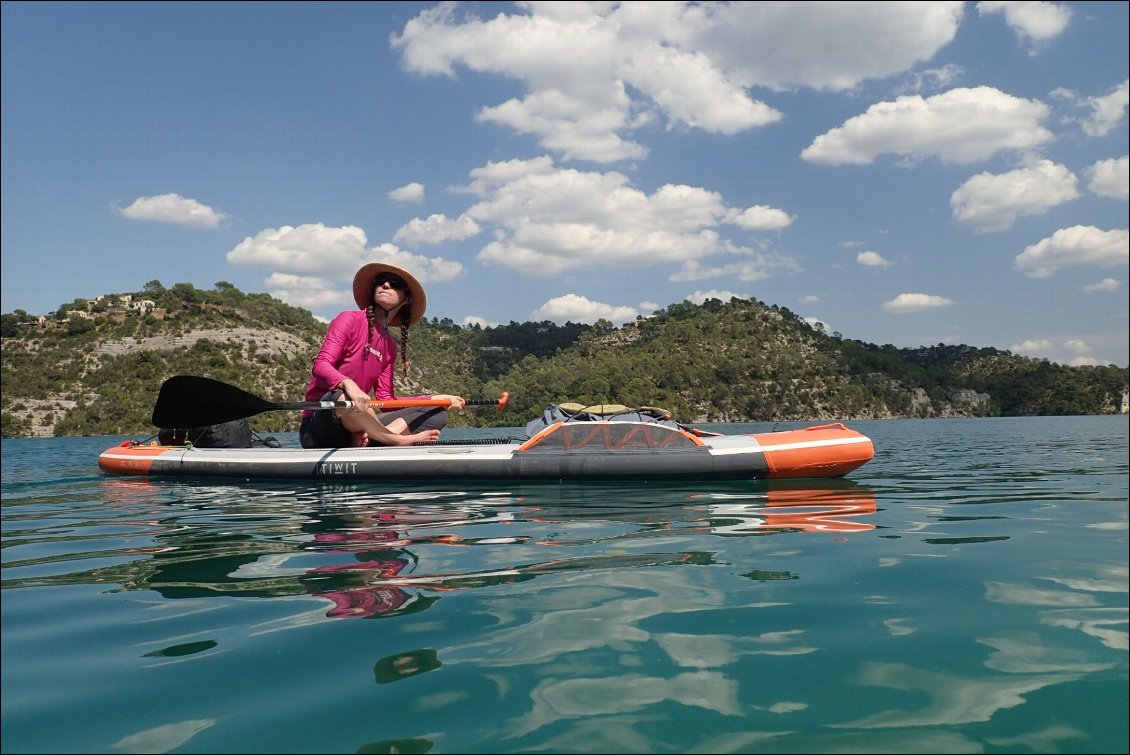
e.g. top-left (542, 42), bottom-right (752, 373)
top-left (2, 281), bottom-right (1126, 438)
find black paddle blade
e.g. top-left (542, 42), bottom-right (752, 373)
top-left (152, 375), bottom-right (275, 428)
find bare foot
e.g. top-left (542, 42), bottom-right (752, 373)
top-left (369, 429), bottom-right (440, 447)
top-left (405, 429), bottom-right (440, 445)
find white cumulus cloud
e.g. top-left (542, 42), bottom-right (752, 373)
top-left (1086, 156), bottom-right (1129, 200)
top-left (1014, 225), bottom-right (1129, 278)
top-left (461, 315), bottom-right (499, 328)
top-left (1051, 79), bottom-right (1129, 138)
top-left (391, 1), bottom-right (963, 163)
top-left (883, 293), bottom-right (954, 312)
top-left (951, 160), bottom-right (1080, 233)
top-left (461, 156), bottom-right (797, 278)
top-left (686, 289), bottom-right (746, 305)
top-left (801, 87), bottom-right (1053, 166)
top-left (977, 1), bottom-right (1072, 44)
top-left (530, 294), bottom-right (639, 325)
top-left (388, 182), bottom-right (426, 204)
top-left (227, 223), bottom-right (369, 272)
top-left (226, 223), bottom-right (464, 309)
top-left (116, 193), bottom-right (228, 228)
top-left (857, 251), bottom-right (893, 267)
top-left (1081, 79), bottom-right (1129, 138)
top-left (726, 205), bottom-right (794, 231)
top-left (393, 213), bottom-right (482, 245)
top-left (1011, 338), bottom-right (1054, 354)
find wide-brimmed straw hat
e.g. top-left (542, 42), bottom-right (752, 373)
top-left (352, 263), bottom-right (426, 326)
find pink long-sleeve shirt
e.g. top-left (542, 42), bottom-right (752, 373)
top-left (303, 310), bottom-right (415, 417)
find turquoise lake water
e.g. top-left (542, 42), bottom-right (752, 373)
top-left (2, 416), bottom-right (1127, 754)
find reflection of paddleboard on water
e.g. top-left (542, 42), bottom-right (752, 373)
top-left (296, 499), bottom-right (722, 611)
top-left (95, 476), bottom-right (879, 624)
top-left (689, 480), bottom-right (878, 534)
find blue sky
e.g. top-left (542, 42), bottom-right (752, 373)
top-left (3, 1), bottom-right (1127, 367)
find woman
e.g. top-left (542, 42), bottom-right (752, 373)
top-left (299, 262), bottom-right (465, 448)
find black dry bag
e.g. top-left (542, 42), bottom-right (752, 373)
top-left (158, 419), bottom-right (254, 448)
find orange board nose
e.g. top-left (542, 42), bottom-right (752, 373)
top-left (754, 425), bottom-right (875, 479)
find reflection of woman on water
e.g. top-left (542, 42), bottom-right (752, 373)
top-left (299, 511), bottom-right (437, 619)
top-left (135, 503), bottom-right (440, 619)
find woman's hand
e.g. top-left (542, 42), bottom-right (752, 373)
top-left (430, 394), bottom-right (466, 410)
top-left (341, 380), bottom-right (370, 413)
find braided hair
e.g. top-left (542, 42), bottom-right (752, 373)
top-left (363, 285), bottom-right (411, 371)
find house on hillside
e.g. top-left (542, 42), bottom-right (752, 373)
top-left (129, 299), bottom-right (157, 314)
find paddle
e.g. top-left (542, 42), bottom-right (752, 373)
top-left (152, 375), bottom-right (509, 428)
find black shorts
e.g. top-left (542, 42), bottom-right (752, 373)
top-left (299, 390), bottom-right (449, 448)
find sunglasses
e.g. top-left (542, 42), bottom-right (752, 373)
top-left (374, 274), bottom-right (407, 291)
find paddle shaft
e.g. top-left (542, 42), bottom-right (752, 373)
top-left (152, 375), bottom-right (508, 428)
top-left (274, 397), bottom-right (504, 412)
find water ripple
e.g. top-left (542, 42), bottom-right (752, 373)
top-left (2, 419), bottom-right (1126, 754)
